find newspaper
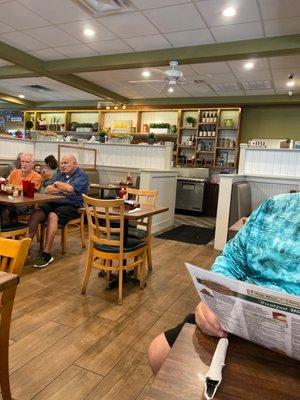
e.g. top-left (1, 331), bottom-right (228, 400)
top-left (186, 263), bottom-right (300, 361)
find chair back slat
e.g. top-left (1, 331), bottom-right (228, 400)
top-left (0, 238), bottom-right (31, 275)
top-left (126, 187), bottom-right (158, 207)
top-left (83, 194), bottom-right (124, 251)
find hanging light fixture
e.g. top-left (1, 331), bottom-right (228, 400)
top-left (114, 104), bottom-right (118, 110)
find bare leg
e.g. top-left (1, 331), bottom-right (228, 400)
top-left (43, 212), bottom-right (58, 253)
top-left (148, 333), bottom-right (171, 375)
top-left (28, 208), bottom-right (46, 239)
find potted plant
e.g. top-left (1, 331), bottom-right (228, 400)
top-left (25, 120), bottom-right (34, 132)
top-left (149, 123), bottom-right (170, 134)
top-left (147, 132), bottom-right (155, 145)
top-left (185, 116), bottom-right (196, 128)
top-left (98, 129), bottom-right (107, 143)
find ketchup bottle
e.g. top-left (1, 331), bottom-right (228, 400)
top-left (119, 187), bottom-right (126, 199)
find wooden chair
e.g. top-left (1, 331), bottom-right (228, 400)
top-left (81, 195), bottom-right (147, 305)
top-left (39, 208), bottom-right (85, 255)
top-left (126, 187), bottom-right (158, 271)
top-left (0, 237), bottom-right (31, 400)
top-left (0, 222), bottom-right (28, 240)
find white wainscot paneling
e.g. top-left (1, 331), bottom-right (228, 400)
top-left (0, 138), bottom-right (34, 160)
top-left (243, 148), bottom-right (300, 178)
top-left (250, 181), bottom-right (299, 210)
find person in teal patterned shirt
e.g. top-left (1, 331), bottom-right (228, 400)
top-left (148, 192), bottom-right (300, 375)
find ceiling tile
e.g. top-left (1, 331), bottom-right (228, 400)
top-left (211, 82), bottom-right (240, 91)
top-left (31, 48), bottom-right (68, 60)
top-left (87, 39), bottom-right (133, 54)
top-left (99, 12), bottom-right (159, 38)
top-left (18, 0), bottom-right (91, 23)
top-left (205, 72), bottom-right (237, 83)
top-left (234, 69), bottom-right (272, 81)
top-left (242, 80), bottom-right (272, 90)
top-left (144, 3), bottom-right (205, 33)
top-left (228, 58), bottom-right (269, 72)
top-left (264, 17), bottom-right (300, 37)
top-left (24, 26), bottom-right (80, 47)
top-left (131, 0), bottom-right (191, 10)
top-left (271, 68), bottom-right (300, 80)
top-left (165, 28), bottom-right (215, 47)
top-left (211, 22), bottom-right (264, 42)
top-left (258, 0), bottom-right (300, 19)
top-left (0, 1), bottom-right (49, 29)
top-left (58, 19), bottom-right (117, 42)
top-left (55, 44), bottom-right (98, 58)
top-left (0, 31), bottom-right (45, 51)
top-left (244, 89), bottom-right (275, 95)
top-left (0, 21), bottom-right (14, 34)
top-left (195, 0), bottom-right (260, 27)
top-left (124, 34), bottom-right (171, 51)
top-left (269, 55), bottom-right (300, 69)
top-left (0, 59), bottom-right (13, 66)
top-left (191, 62), bottom-right (231, 74)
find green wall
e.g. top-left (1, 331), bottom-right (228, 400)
top-left (241, 106), bottom-right (300, 142)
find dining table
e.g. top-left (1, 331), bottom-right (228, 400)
top-left (0, 193), bottom-right (65, 231)
top-left (145, 323), bottom-right (300, 400)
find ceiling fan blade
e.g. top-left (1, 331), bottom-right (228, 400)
top-left (128, 79), bottom-right (165, 84)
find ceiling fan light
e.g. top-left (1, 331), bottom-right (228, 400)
top-left (168, 87), bottom-right (174, 93)
top-left (142, 71), bottom-right (151, 78)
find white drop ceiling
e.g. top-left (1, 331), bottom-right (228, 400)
top-left (0, 0), bottom-right (299, 102)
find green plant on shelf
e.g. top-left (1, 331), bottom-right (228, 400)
top-left (25, 120), bottom-right (34, 131)
top-left (185, 116), bottom-right (196, 127)
top-left (149, 123), bottom-right (171, 129)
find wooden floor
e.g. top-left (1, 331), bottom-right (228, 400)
top-left (4, 231), bottom-right (219, 400)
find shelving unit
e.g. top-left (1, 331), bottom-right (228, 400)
top-left (24, 107), bottom-right (241, 168)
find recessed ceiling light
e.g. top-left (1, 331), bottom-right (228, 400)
top-left (168, 87), bottom-right (174, 93)
top-left (222, 7), bottom-right (236, 17)
top-left (18, 94), bottom-right (25, 98)
top-left (244, 62), bottom-right (254, 70)
top-left (142, 71), bottom-right (151, 78)
top-left (83, 28), bottom-right (95, 37)
top-left (286, 81), bottom-right (295, 87)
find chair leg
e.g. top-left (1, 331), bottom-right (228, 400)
top-left (80, 213), bottom-right (85, 249)
top-left (61, 226), bottom-right (67, 255)
top-left (139, 251), bottom-right (146, 289)
top-left (146, 235), bottom-right (153, 271)
top-left (0, 286), bottom-right (17, 400)
top-left (39, 223), bottom-right (45, 252)
top-left (118, 263), bottom-right (123, 305)
top-left (81, 247), bottom-right (93, 294)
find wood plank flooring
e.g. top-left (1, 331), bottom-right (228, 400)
top-left (3, 230), bottom-right (219, 400)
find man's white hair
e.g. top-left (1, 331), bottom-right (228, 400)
top-left (21, 153), bottom-right (34, 162)
top-left (61, 154), bottom-right (78, 164)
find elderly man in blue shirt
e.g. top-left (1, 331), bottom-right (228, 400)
top-left (148, 192), bottom-right (300, 375)
top-left (28, 154), bottom-right (88, 268)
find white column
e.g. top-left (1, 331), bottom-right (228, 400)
top-left (140, 169), bottom-right (177, 234)
top-left (214, 174), bottom-right (246, 251)
top-left (238, 143), bottom-right (247, 174)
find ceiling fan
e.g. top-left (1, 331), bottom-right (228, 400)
top-left (128, 60), bottom-right (187, 90)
